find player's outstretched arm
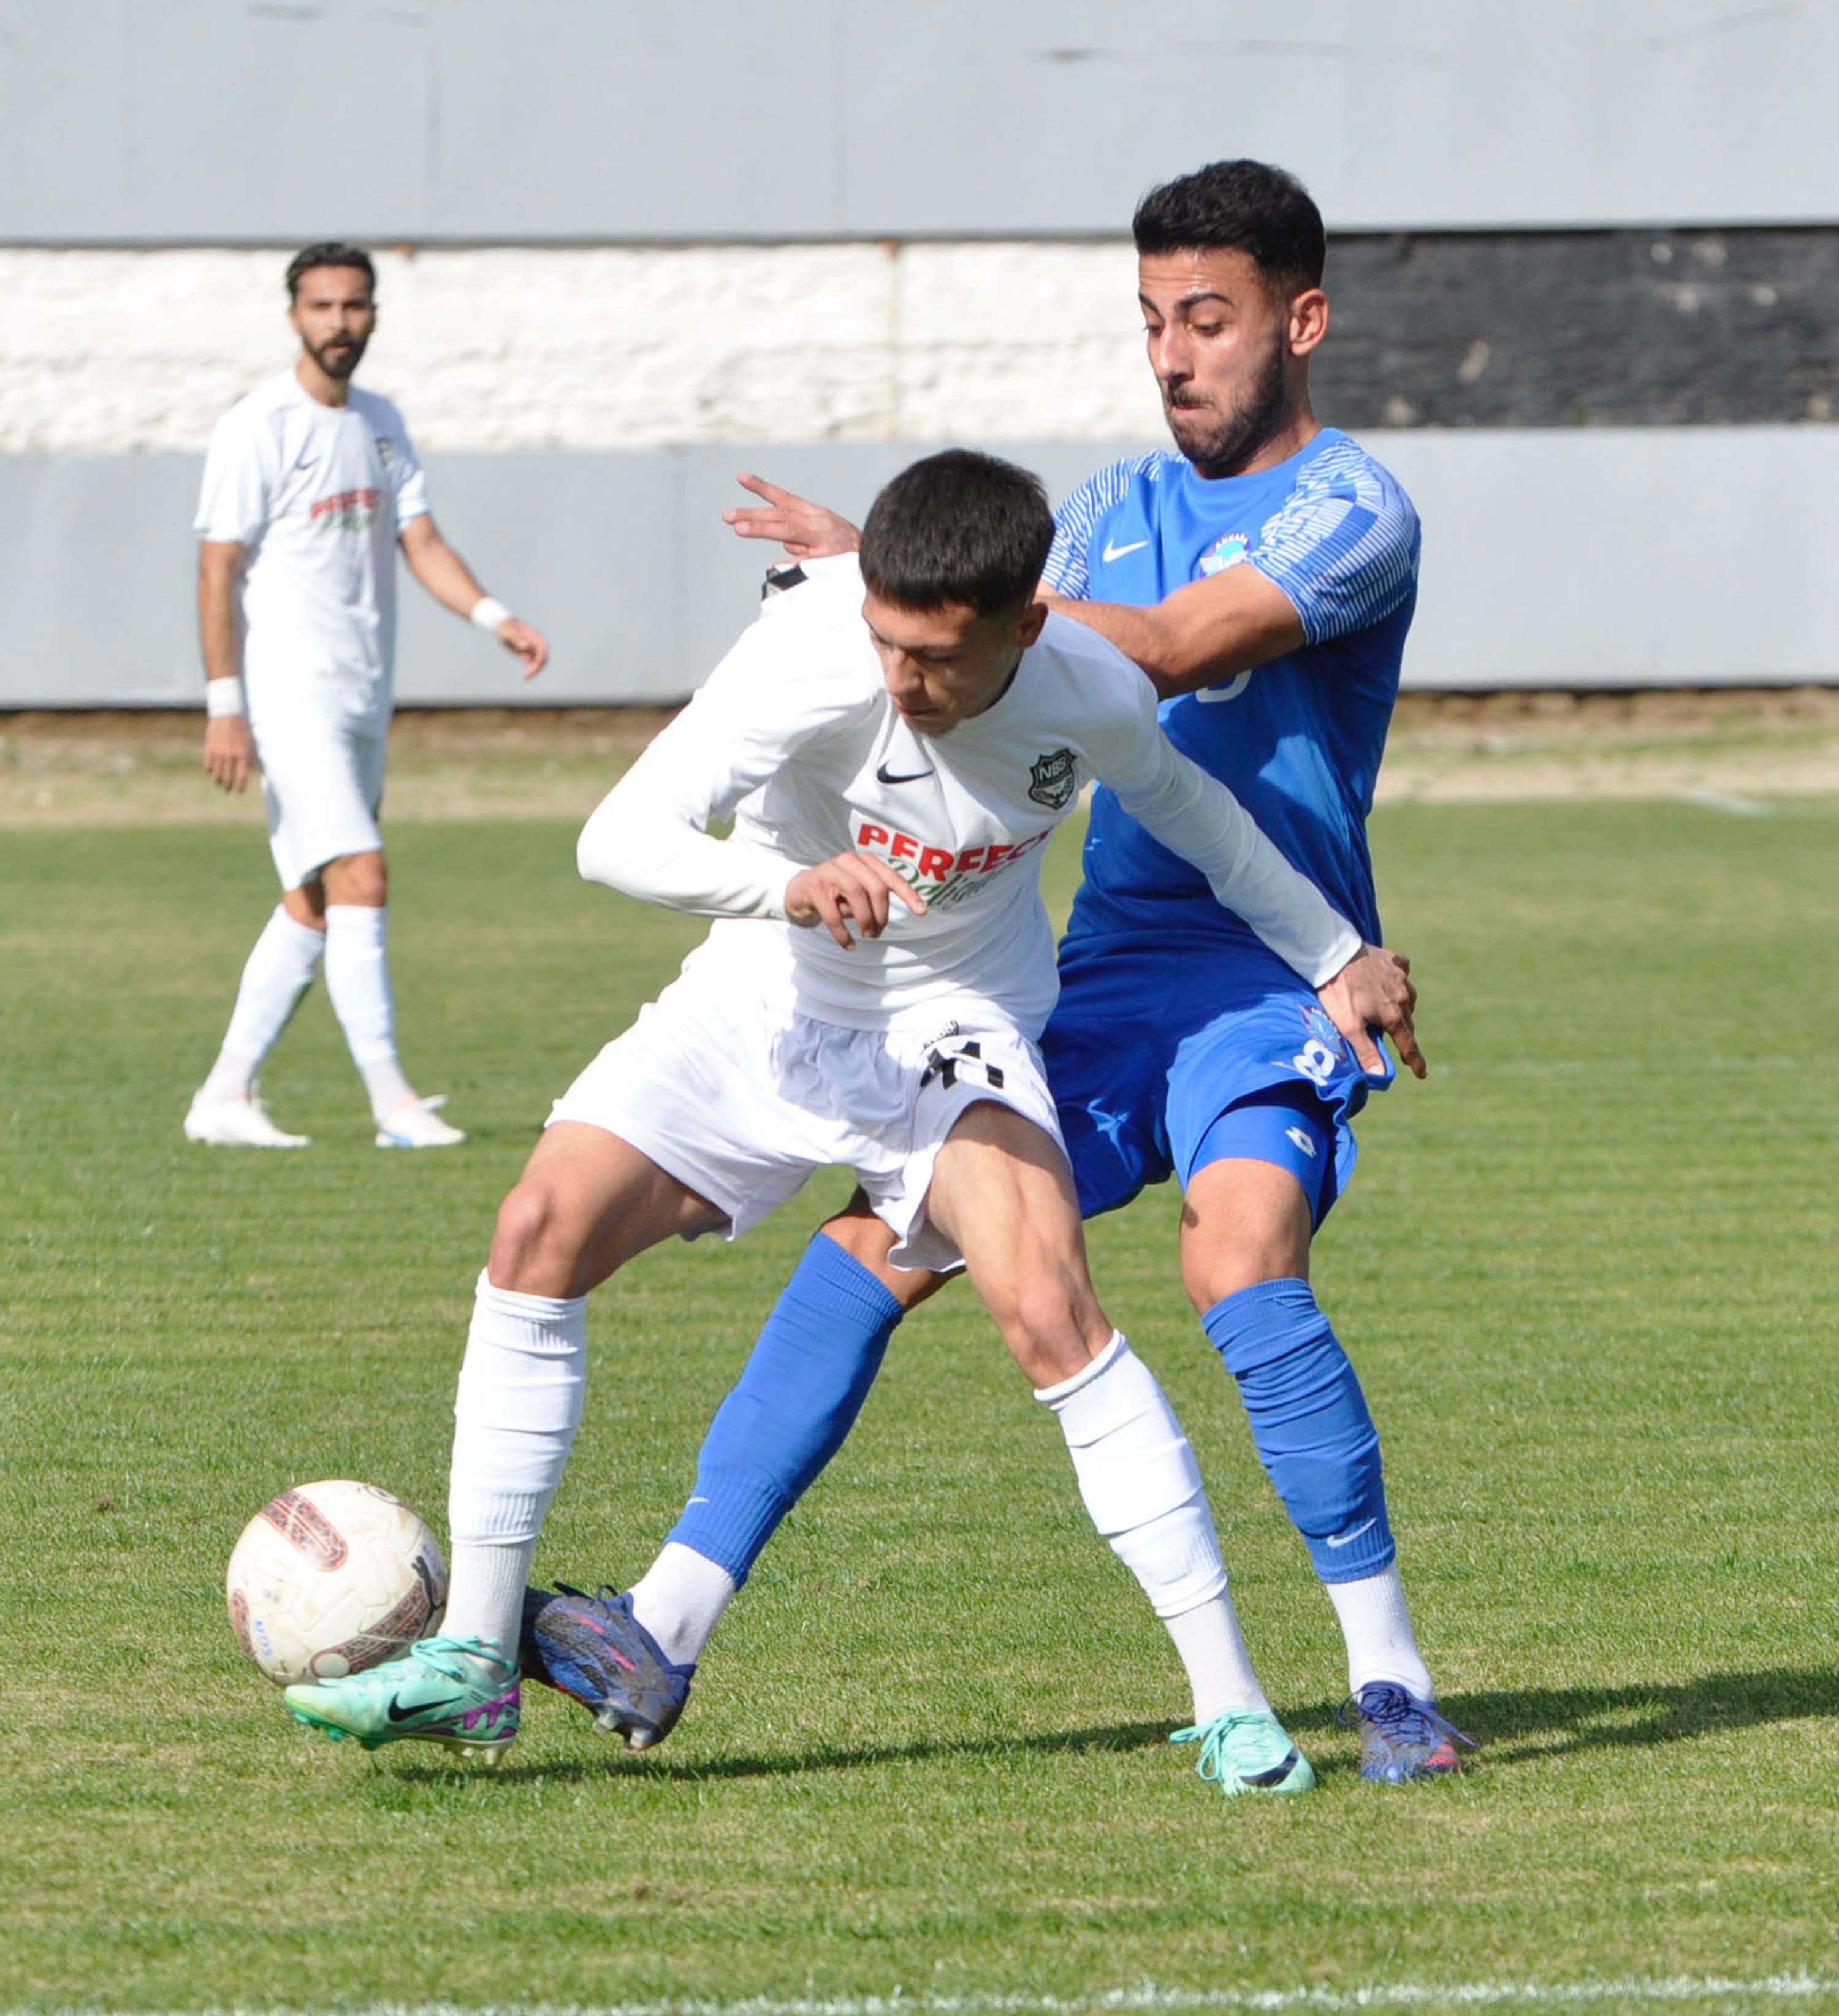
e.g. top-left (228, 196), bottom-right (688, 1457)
top-left (1094, 693), bottom-right (1360, 991)
top-left (1315, 944), bottom-right (1428, 1080)
top-left (197, 539), bottom-right (254, 793)
top-left (398, 514), bottom-right (549, 677)
top-left (1041, 563), bottom-right (1305, 700)
top-left (1103, 704), bottom-right (1426, 1079)
top-left (577, 615), bottom-right (880, 924)
top-left (722, 473), bottom-right (862, 559)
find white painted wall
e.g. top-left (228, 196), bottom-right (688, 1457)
top-left (0, 245), bottom-right (1158, 455)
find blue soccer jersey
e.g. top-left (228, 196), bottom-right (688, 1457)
top-left (1038, 429), bottom-right (1420, 1225)
top-left (1048, 429), bottom-right (1418, 959)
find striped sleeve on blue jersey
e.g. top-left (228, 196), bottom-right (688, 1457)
top-left (1043, 452), bottom-right (1171, 600)
top-left (1250, 438), bottom-right (1421, 647)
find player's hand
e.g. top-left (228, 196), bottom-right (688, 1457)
top-left (723, 473), bottom-right (861, 559)
top-left (1317, 943), bottom-right (1426, 1080)
top-left (497, 618), bottom-right (549, 679)
top-left (785, 850), bottom-right (927, 949)
top-left (203, 715), bottom-right (256, 794)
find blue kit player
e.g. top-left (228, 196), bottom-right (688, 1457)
top-left (521, 161), bottom-right (1471, 1789)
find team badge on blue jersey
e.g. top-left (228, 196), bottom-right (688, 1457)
top-left (1300, 1003), bottom-right (1346, 1054)
top-left (1027, 747), bottom-right (1078, 810)
top-left (1198, 531), bottom-right (1250, 576)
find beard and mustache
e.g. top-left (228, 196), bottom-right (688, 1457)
top-left (1160, 322), bottom-right (1289, 477)
top-left (304, 329), bottom-right (369, 379)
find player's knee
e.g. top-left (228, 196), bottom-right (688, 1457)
top-left (324, 851), bottom-right (387, 907)
top-left (1181, 1236), bottom-right (1302, 1313)
top-left (1000, 1273), bottom-right (1102, 1387)
top-left (489, 1179), bottom-right (582, 1293)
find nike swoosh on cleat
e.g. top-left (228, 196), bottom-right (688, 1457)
top-left (1243, 1748), bottom-right (1301, 1786)
top-left (387, 1692), bottom-right (460, 1722)
top-left (1325, 1518), bottom-right (1377, 1549)
top-left (1102, 538), bottom-right (1149, 562)
top-left (875, 762), bottom-right (934, 785)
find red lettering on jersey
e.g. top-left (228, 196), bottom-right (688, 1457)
top-left (954, 846), bottom-right (984, 875)
top-left (917, 846), bottom-right (953, 880)
top-left (890, 831), bottom-right (918, 861)
top-left (858, 821), bottom-right (890, 848)
top-left (981, 842), bottom-right (1012, 872)
top-left (310, 486), bottom-right (381, 521)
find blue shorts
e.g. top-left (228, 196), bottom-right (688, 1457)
top-left (1042, 933), bottom-right (1393, 1228)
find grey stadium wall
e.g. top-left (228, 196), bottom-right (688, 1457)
top-left (2, 0), bottom-right (1835, 704)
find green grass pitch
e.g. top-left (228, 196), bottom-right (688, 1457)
top-left (4, 800), bottom-right (1839, 2012)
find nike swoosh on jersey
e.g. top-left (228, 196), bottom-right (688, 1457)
top-left (875, 761), bottom-right (935, 785)
top-left (1102, 538), bottom-right (1149, 563)
top-left (388, 1692), bottom-right (460, 1721)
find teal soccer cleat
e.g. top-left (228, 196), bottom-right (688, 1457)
top-left (1170, 1708), bottom-right (1317, 1796)
top-left (284, 1635), bottom-right (519, 1760)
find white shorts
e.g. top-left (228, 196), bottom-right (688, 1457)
top-left (256, 718), bottom-right (387, 891)
top-left (546, 964), bottom-right (1063, 1272)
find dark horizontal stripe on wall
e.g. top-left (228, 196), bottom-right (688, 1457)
top-left (1315, 227), bottom-right (1839, 428)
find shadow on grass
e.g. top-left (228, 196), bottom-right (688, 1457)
top-left (1289, 1665), bottom-right (1839, 1763)
top-left (398, 1717), bottom-right (1178, 1786)
top-left (390, 1667), bottom-right (1837, 1786)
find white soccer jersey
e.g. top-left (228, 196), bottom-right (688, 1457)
top-left (577, 556), bottom-right (1360, 1036)
top-left (194, 370), bottom-right (430, 734)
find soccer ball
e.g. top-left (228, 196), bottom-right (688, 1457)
top-left (226, 1480), bottom-right (446, 1686)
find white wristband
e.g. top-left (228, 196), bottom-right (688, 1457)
top-left (205, 677), bottom-right (246, 719)
top-left (470, 595), bottom-right (513, 633)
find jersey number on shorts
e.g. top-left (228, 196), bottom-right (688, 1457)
top-left (921, 1040), bottom-right (1006, 1092)
top-left (1291, 1038), bottom-right (1339, 1089)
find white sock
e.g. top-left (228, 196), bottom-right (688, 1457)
top-left (322, 904), bottom-right (416, 1119)
top-left (1036, 1333), bottom-right (1269, 1724)
top-left (200, 907), bottom-right (324, 1102)
top-left (441, 1540), bottom-right (535, 1667)
top-left (444, 1272), bottom-right (588, 1663)
top-left (1164, 1596), bottom-right (1271, 1721)
top-left (1325, 1563), bottom-right (1436, 1700)
top-left (628, 1542), bottom-right (736, 1667)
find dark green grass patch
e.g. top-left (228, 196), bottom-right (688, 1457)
top-left (3, 804), bottom-right (1838, 2009)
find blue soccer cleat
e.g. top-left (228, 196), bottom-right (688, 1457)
top-left (1341, 1681), bottom-right (1475, 1781)
top-left (1170, 1708), bottom-right (1317, 1796)
top-left (519, 1583), bottom-right (694, 1751)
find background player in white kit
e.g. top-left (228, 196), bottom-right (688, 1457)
top-left (185, 242), bottom-right (550, 1151)
top-left (282, 451), bottom-right (1417, 1782)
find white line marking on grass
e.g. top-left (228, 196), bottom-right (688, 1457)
top-left (1680, 791), bottom-right (1780, 817)
top-left (26, 1976), bottom-right (1839, 2016)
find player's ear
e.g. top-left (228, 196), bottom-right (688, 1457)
top-left (1015, 599), bottom-right (1049, 649)
top-left (1289, 287), bottom-right (1329, 357)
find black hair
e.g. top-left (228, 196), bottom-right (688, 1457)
top-left (858, 450), bottom-right (1055, 617)
top-left (1132, 159), bottom-right (1326, 293)
top-left (285, 242), bottom-right (376, 301)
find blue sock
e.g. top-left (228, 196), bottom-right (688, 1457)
top-left (1202, 1277), bottom-right (1395, 1584)
top-left (665, 1233), bottom-right (904, 1585)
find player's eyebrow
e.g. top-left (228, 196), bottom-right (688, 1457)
top-left (1139, 289), bottom-right (1236, 315)
top-left (866, 621), bottom-right (956, 661)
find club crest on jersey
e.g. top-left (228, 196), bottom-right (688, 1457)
top-left (1300, 1003), bottom-right (1345, 1054)
top-left (1027, 747), bottom-right (1078, 810)
top-left (1198, 532), bottom-right (1250, 577)
top-left (374, 436), bottom-right (395, 471)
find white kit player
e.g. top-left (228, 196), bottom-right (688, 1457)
top-left (186, 242), bottom-right (550, 1150)
top-left (282, 449), bottom-right (1418, 1767)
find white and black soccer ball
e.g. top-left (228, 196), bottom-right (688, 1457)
top-left (225, 1480), bottom-right (446, 1686)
